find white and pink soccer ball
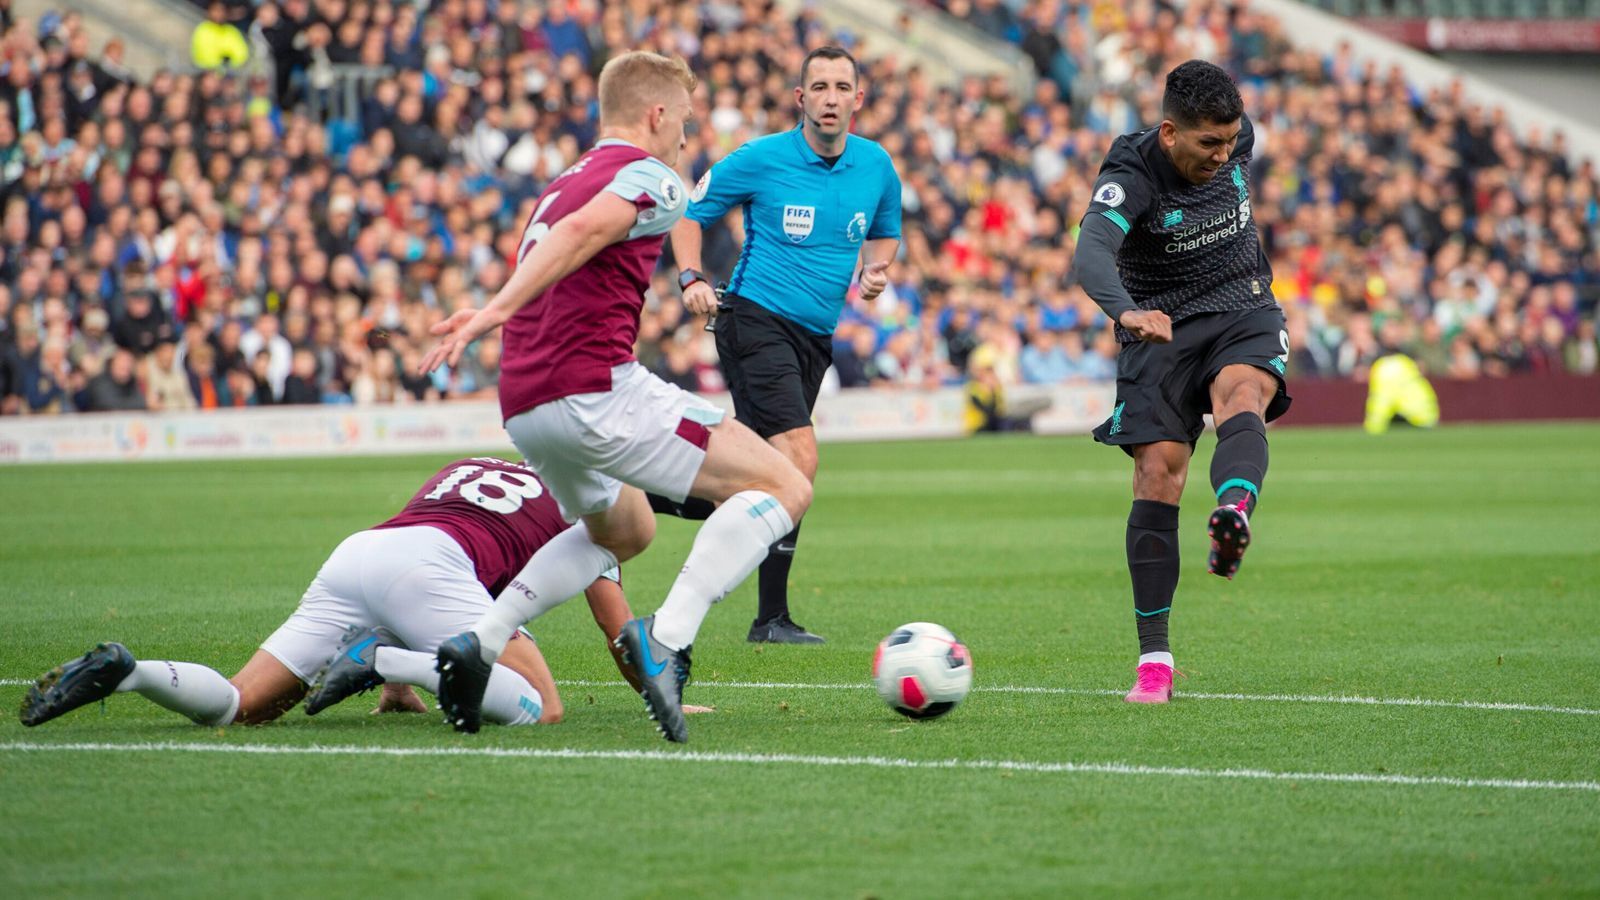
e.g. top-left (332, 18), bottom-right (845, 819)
top-left (872, 622), bottom-right (973, 720)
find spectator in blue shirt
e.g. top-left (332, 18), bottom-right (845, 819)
top-left (541, 5), bottom-right (590, 68)
top-left (1020, 329), bottom-right (1073, 384)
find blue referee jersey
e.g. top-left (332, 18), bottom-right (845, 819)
top-left (685, 127), bottom-right (902, 335)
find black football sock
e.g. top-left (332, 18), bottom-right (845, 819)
top-left (646, 492), bottom-right (716, 521)
top-left (755, 522), bottom-right (802, 625)
top-left (1127, 500), bottom-right (1180, 656)
top-left (1211, 412), bottom-right (1268, 514)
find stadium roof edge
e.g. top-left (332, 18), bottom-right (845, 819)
top-left (770, 0), bottom-right (1035, 94)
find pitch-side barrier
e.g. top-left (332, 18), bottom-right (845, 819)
top-left (0, 384), bottom-right (1117, 464)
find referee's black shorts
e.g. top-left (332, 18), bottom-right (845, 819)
top-left (714, 293), bottom-right (833, 439)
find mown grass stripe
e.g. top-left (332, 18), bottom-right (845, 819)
top-left (4, 741), bottom-right (1595, 793)
top-left (7, 677), bottom-right (1596, 717)
top-left (557, 679), bottom-right (1600, 717)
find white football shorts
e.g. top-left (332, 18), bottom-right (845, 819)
top-left (260, 525), bottom-right (498, 682)
top-left (505, 361), bottom-right (726, 521)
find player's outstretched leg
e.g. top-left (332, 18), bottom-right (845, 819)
top-left (613, 615), bottom-right (692, 742)
top-left (632, 487), bottom-right (796, 742)
top-left (1208, 412), bottom-right (1268, 580)
top-left (621, 416), bottom-right (808, 739)
top-left (22, 642), bottom-right (241, 726)
top-left (19, 642), bottom-right (135, 726)
top-left (304, 625), bottom-right (407, 716)
top-left (436, 632), bottom-right (495, 733)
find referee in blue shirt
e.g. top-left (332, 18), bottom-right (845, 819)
top-left (654, 46), bottom-right (902, 644)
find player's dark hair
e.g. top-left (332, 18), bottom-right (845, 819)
top-left (800, 46), bottom-right (859, 87)
top-left (1162, 60), bottom-right (1242, 128)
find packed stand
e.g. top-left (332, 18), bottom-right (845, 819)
top-left (933, 0), bottom-right (1600, 380)
top-left (2, 1), bottom-right (1597, 419)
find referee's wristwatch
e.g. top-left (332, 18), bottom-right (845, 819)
top-left (678, 268), bottom-right (708, 292)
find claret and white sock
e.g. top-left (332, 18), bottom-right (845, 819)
top-left (652, 490), bottom-right (794, 650)
top-left (115, 660), bottom-right (240, 726)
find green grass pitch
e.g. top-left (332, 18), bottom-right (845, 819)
top-left (2, 423), bottom-right (1597, 897)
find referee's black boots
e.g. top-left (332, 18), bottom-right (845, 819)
top-left (747, 614), bottom-right (826, 645)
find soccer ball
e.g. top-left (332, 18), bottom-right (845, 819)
top-left (872, 622), bottom-right (973, 720)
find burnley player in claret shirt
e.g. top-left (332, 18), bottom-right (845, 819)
top-left (20, 458), bottom-right (636, 731)
top-left (420, 51), bottom-right (812, 742)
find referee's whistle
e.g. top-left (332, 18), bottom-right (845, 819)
top-left (705, 283), bottom-right (731, 333)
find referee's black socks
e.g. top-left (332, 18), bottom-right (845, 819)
top-left (646, 492), bottom-right (716, 521)
top-left (1127, 500), bottom-right (1180, 655)
top-left (1210, 412), bottom-right (1268, 514)
top-left (756, 522), bottom-right (802, 624)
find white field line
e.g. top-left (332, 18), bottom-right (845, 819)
top-left (557, 679), bottom-right (1600, 717)
top-left (825, 468), bottom-right (1600, 486)
top-left (6, 676), bottom-right (1598, 717)
top-left (1, 741), bottom-right (1595, 793)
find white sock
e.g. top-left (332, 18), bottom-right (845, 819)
top-left (473, 522), bottom-right (617, 661)
top-left (1139, 651), bottom-right (1175, 669)
top-left (376, 646), bottom-right (541, 726)
top-left (115, 660), bottom-right (241, 726)
top-left (653, 491), bottom-right (794, 650)
top-left (375, 646), bottom-right (439, 694)
top-left (480, 665), bottom-right (543, 726)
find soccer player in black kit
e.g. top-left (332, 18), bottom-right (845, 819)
top-left (1073, 60), bottom-right (1291, 703)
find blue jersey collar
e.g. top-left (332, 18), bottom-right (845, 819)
top-left (793, 126), bottom-right (854, 170)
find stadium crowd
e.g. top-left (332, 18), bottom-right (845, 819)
top-left (0, 0), bottom-right (1595, 416)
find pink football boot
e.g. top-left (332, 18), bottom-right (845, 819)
top-left (1124, 662), bottom-right (1174, 704)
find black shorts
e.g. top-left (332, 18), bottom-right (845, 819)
top-left (715, 293), bottom-right (834, 439)
top-left (1093, 306), bottom-right (1292, 456)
